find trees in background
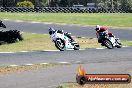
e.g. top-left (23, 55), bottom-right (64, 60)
top-left (1, 0), bottom-right (132, 9)
top-left (38, 0), bottom-right (132, 9)
top-left (96, 0), bottom-right (132, 9)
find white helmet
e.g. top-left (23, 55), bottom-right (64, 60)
top-left (95, 25), bottom-right (100, 31)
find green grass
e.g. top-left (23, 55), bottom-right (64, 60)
top-left (0, 13), bottom-right (132, 27)
top-left (0, 33), bottom-right (56, 52)
top-left (0, 33), bottom-right (101, 52)
top-left (122, 40), bottom-right (132, 46)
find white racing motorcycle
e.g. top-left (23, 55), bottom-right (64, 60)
top-left (49, 30), bottom-right (80, 51)
top-left (98, 32), bottom-right (122, 49)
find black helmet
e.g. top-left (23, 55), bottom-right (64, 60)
top-left (49, 27), bottom-right (55, 35)
top-left (0, 20), bottom-right (6, 28)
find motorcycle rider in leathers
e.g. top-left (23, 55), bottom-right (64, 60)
top-left (48, 27), bottom-right (74, 42)
top-left (95, 25), bottom-right (114, 45)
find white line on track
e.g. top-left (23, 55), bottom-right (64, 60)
top-left (67, 49), bottom-right (85, 51)
top-left (122, 46), bottom-right (128, 47)
top-left (3, 19), bottom-right (10, 21)
top-left (96, 48), bottom-right (105, 49)
top-left (10, 65), bottom-right (18, 67)
top-left (0, 46), bottom-right (126, 54)
top-left (0, 45), bottom-right (129, 54)
top-left (67, 49), bottom-right (74, 51)
top-left (42, 22), bottom-right (52, 24)
top-left (79, 49), bottom-right (85, 50)
top-left (20, 51), bottom-right (30, 53)
top-left (40, 63), bottom-right (49, 65)
top-left (0, 52), bottom-right (15, 53)
top-left (31, 33), bottom-right (37, 34)
top-left (15, 20), bottom-right (24, 22)
top-left (2, 62), bottom-right (70, 67)
top-left (58, 62), bottom-right (70, 64)
top-left (30, 21), bottom-right (41, 24)
top-left (25, 64), bottom-right (34, 66)
top-left (43, 50), bottom-right (60, 52)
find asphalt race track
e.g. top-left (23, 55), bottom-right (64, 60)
top-left (3, 20), bottom-right (132, 40)
top-left (0, 20), bottom-right (132, 88)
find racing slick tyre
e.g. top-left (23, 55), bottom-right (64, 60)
top-left (103, 39), bottom-right (114, 49)
top-left (55, 38), bottom-right (65, 51)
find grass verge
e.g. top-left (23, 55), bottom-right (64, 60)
top-left (0, 33), bottom-right (101, 52)
top-left (0, 33), bottom-right (56, 52)
top-left (57, 82), bottom-right (132, 88)
top-left (0, 13), bottom-right (132, 28)
top-left (75, 37), bottom-right (101, 49)
top-left (0, 33), bottom-right (131, 52)
top-left (121, 40), bottom-right (132, 46)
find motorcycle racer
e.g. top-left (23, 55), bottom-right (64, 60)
top-left (48, 27), bottom-right (80, 51)
top-left (95, 25), bottom-right (114, 43)
top-left (95, 25), bottom-right (122, 48)
top-left (48, 27), bottom-right (74, 42)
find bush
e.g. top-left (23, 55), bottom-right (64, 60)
top-left (17, 1), bottom-right (34, 8)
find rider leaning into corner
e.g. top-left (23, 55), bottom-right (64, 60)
top-left (95, 25), bottom-right (114, 43)
top-left (48, 27), bottom-right (74, 42)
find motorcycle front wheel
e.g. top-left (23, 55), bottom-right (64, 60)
top-left (103, 39), bottom-right (114, 49)
top-left (55, 38), bottom-right (65, 51)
